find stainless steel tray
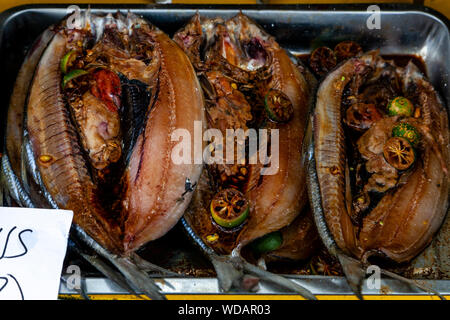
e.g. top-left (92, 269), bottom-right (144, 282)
top-left (0, 3), bottom-right (449, 298)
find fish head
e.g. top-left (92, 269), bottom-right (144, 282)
top-left (221, 14), bottom-right (275, 72)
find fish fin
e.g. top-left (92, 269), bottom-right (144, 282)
top-left (183, 217), bottom-right (315, 298)
top-left (60, 268), bottom-right (92, 301)
top-left (337, 252), bottom-right (365, 300)
top-left (198, 74), bottom-right (216, 100)
top-left (79, 276), bottom-right (90, 300)
top-left (20, 140), bottom-right (31, 195)
top-left (241, 259), bottom-right (317, 300)
top-left (182, 217), bottom-right (248, 292)
top-left (130, 253), bottom-right (182, 279)
top-left (380, 268), bottom-right (446, 300)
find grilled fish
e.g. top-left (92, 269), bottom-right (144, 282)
top-left (307, 51), bottom-right (449, 298)
top-left (1, 11), bottom-right (205, 299)
top-left (174, 13), bottom-right (317, 299)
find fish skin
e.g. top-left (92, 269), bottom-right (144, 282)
top-left (312, 55), bottom-right (365, 257)
top-left (26, 31), bottom-right (123, 253)
top-left (122, 25), bottom-right (205, 252)
top-left (5, 26), bottom-right (57, 178)
top-left (240, 32), bottom-right (310, 246)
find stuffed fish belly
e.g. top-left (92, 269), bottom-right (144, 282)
top-left (312, 51), bottom-right (449, 264)
top-left (174, 13), bottom-right (315, 258)
top-left (174, 13), bottom-right (317, 299)
top-left (10, 11), bottom-right (204, 256)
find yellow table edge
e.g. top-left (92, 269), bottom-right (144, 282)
top-left (59, 294), bottom-right (450, 300)
top-left (0, 1), bottom-right (448, 20)
top-left (2, 0), bottom-right (448, 302)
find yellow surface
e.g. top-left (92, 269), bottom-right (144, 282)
top-left (425, 0), bottom-right (450, 18)
top-left (172, 0), bottom-right (258, 3)
top-left (267, 0), bottom-right (413, 3)
top-left (59, 294), bottom-right (449, 300)
top-left (0, 0), bottom-right (147, 13)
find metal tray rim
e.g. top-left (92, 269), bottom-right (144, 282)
top-left (1, 3), bottom-right (449, 298)
top-left (0, 3), bottom-right (448, 29)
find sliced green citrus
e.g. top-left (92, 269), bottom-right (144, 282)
top-left (210, 188), bottom-right (249, 229)
top-left (62, 69), bottom-right (88, 89)
top-left (264, 89), bottom-right (294, 123)
top-left (60, 50), bottom-right (77, 74)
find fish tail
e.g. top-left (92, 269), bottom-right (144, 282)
top-left (337, 252), bottom-right (365, 300)
top-left (60, 274), bottom-right (90, 300)
top-left (71, 225), bottom-right (171, 300)
top-left (78, 253), bottom-right (138, 297)
top-left (68, 239), bottom-right (140, 298)
top-left (2, 165), bottom-right (168, 301)
top-left (380, 268), bottom-right (446, 300)
top-left (241, 259), bottom-right (317, 300)
top-left (73, 226), bottom-right (166, 300)
top-left (360, 251), bottom-right (445, 299)
top-left (211, 249), bottom-right (317, 300)
top-left (210, 254), bottom-right (246, 292)
top-left (108, 256), bottom-right (166, 300)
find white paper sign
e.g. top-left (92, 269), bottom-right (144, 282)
top-left (0, 207), bottom-right (73, 300)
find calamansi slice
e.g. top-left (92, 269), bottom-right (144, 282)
top-left (383, 137), bottom-right (416, 170)
top-left (264, 89), bottom-right (294, 123)
top-left (210, 188), bottom-right (249, 229)
top-left (62, 69), bottom-right (88, 89)
top-left (60, 50), bottom-right (77, 74)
